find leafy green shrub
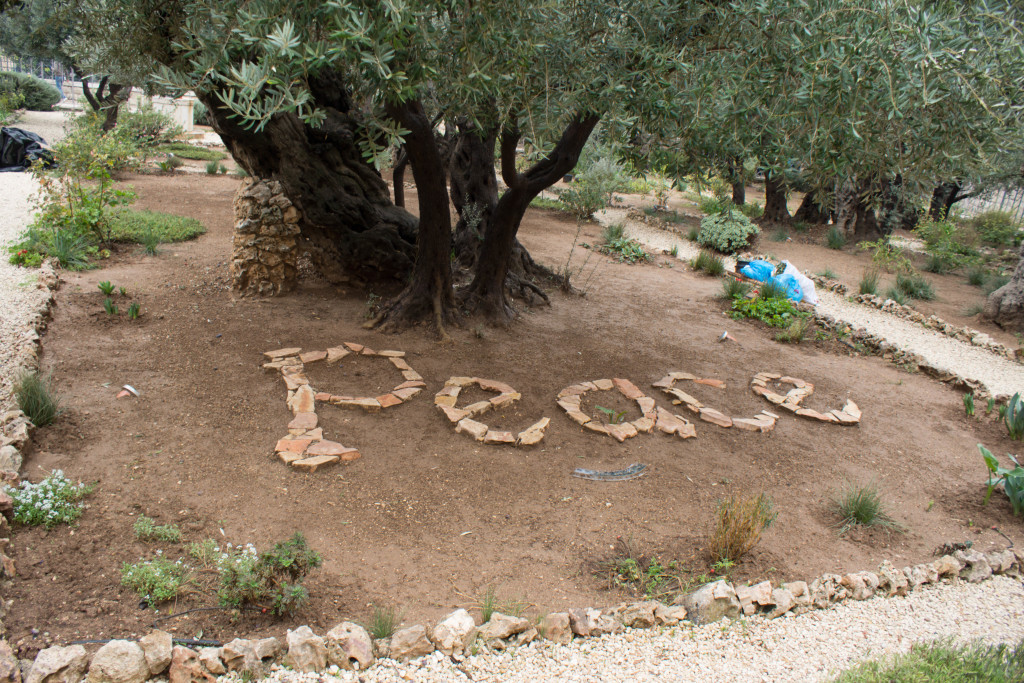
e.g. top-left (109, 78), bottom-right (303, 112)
top-left (697, 196), bottom-right (726, 216)
top-left (1006, 393), bottom-right (1024, 441)
top-left (0, 90), bottom-right (24, 125)
top-left (0, 71), bottom-right (60, 110)
top-left (118, 102), bottom-right (183, 145)
top-left (738, 202), bottom-right (764, 219)
top-left (205, 160), bottom-right (220, 174)
top-left (157, 155), bottom-right (184, 172)
top-left (896, 273), bottom-right (935, 300)
top-left (697, 208), bottom-right (759, 254)
top-left (831, 482), bottom-right (903, 533)
top-left (970, 210), bottom-right (1022, 247)
top-left (707, 493), bottom-right (776, 564)
top-left (121, 556), bottom-right (191, 604)
top-left (14, 372), bottom-right (61, 426)
top-left (6, 470), bottom-right (93, 527)
top-left (599, 223), bottom-right (649, 263)
top-left (859, 270), bottom-right (879, 295)
top-left (557, 155), bottom-right (626, 220)
top-left (826, 226), bottom-right (846, 250)
top-left (859, 238), bottom-right (913, 274)
top-left (731, 296), bottom-right (805, 327)
top-left (134, 515), bottom-right (182, 542)
top-left (217, 533), bottom-right (322, 616)
top-left (914, 215), bottom-right (979, 270)
top-left (980, 444), bottom-right (1024, 515)
top-left (693, 250), bottom-right (725, 275)
top-left (721, 279), bottom-right (751, 300)
top-left (157, 142), bottom-right (225, 161)
top-left (834, 638), bottom-right (1024, 682)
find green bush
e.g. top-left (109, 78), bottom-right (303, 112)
top-left (970, 210), bottom-right (1022, 247)
top-left (980, 443), bottom-right (1024, 514)
top-left (884, 286), bottom-right (908, 305)
top-left (106, 209), bottom-right (206, 244)
top-left (118, 102), bottom-right (183, 145)
top-left (6, 470), bottom-right (93, 528)
top-left (697, 208), bottom-right (759, 254)
top-left (529, 196), bottom-right (565, 211)
top-left (914, 215), bottom-right (979, 270)
top-left (826, 226), bottom-right (846, 250)
top-left (0, 91), bottom-right (24, 125)
top-left (697, 196), bottom-right (726, 216)
top-left (557, 155), bottom-right (627, 220)
top-left (14, 372), bottom-right (61, 426)
top-left (731, 296), bottom-right (805, 327)
top-left (693, 250), bottom-right (725, 275)
top-left (121, 556), bottom-right (191, 604)
top-left (721, 278), bottom-right (751, 299)
top-left (831, 482), bottom-right (903, 533)
top-left (0, 71), bottom-right (60, 110)
top-left (896, 272), bottom-right (935, 300)
top-left (738, 202), bottom-right (764, 219)
top-left (217, 533), bottom-right (322, 616)
top-left (859, 270), bottom-right (879, 295)
top-left (133, 515), bottom-right (182, 542)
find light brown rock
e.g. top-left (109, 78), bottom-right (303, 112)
top-left (478, 613), bottom-right (529, 642)
top-left (284, 626), bottom-right (326, 673)
top-left (139, 631), bottom-right (173, 676)
top-left (539, 613), bottom-right (572, 644)
top-left (299, 350), bottom-right (327, 363)
top-left (694, 378), bottom-right (726, 389)
top-left (392, 387), bottom-right (421, 401)
top-left (464, 400), bottom-right (492, 416)
top-left (288, 413), bottom-right (318, 431)
top-left (377, 350), bottom-right (405, 358)
top-left (26, 646), bottom-right (88, 683)
top-left (438, 404), bottom-right (470, 423)
top-left (196, 649), bottom-right (224, 675)
top-left (87, 640), bottom-right (148, 683)
top-left (389, 357), bottom-right (412, 371)
top-left (292, 455), bottom-right (340, 472)
top-left (326, 347), bottom-right (350, 363)
top-left (389, 626), bottom-right (434, 661)
top-left (325, 622), bottom-right (374, 671)
top-left (289, 385), bottom-right (316, 414)
top-left (613, 378), bottom-right (644, 399)
top-left (376, 394), bottom-right (402, 408)
top-left (483, 431), bottom-right (515, 444)
top-left (402, 370), bottom-right (423, 382)
top-left (593, 379), bottom-right (614, 390)
top-left (477, 379), bottom-right (516, 394)
top-left (264, 347), bottom-right (301, 360)
top-left (456, 418), bottom-right (488, 440)
top-left (699, 407), bottom-right (733, 428)
top-left (606, 422), bottom-right (639, 442)
top-left (168, 647), bottom-right (215, 683)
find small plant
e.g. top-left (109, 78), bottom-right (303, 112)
top-left (738, 202), bottom-right (763, 219)
top-left (596, 537), bottom-right (680, 600)
top-left (14, 371), bottom-right (61, 427)
top-left (758, 279), bottom-right (789, 300)
top-left (127, 302), bottom-right (141, 320)
top-left (883, 286), bottom-right (907, 306)
top-left (233, 166), bottom-right (249, 178)
top-left (987, 397), bottom-right (996, 415)
top-left (707, 493), bottom-right (776, 564)
top-left (859, 270), bottom-right (879, 295)
top-left (985, 273), bottom-right (1010, 295)
top-left (218, 164), bottom-right (228, 174)
top-left (961, 303), bottom-right (985, 317)
top-left (103, 297), bottom-right (119, 315)
top-left (157, 155), bottom-right (184, 173)
top-left (923, 254), bottom-right (949, 274)
top-left (825, 226), bottom-right (846, 250)
top-left (595, 406), bottom-right (628, 424)
top-left (895, 273), bottom-right (935, 301)
top-left (859, 238), bottom-right (913, 274)
top-left (692, 250), bottom-right (725, 276)
top-left (963, 393), bottom-right (975, 418)
top-left (697, 208), bottom-right (759, 254)
top-left (697, 195), bottom-right (726, 216)
top-left (731, 295), bottom-right (806, 327)
top-left (47, 230), bottom-right (93, 270)
top-left (133, 515), bottom-right (181, 542)
top-left (205, 159), bottom-right (220, 174)
top-left (970, 210), bottom-right (1022, 247)
top-left (121, 555), bottom-right (191, 604)
top-left (967, 267), bottom-right (987, 287)
top-left (367, 604), bottom-right (402, 639)
top-left (687, 226), bottom-right (700, 241)
top-left (830, 482), bottom-right (903, 533)
top-left (979, 444), bottom-right (1024, 515)
top-left (791, 220), bottom-right (809, 234)
top-left (668, 244), bottom-right (679, 258)
top-left (1005, 393), bottom-right (1024, 440)
top-left (188, 539), bottom-right (220, 567)
top-left (721, 279), bottom-right (751, 300)
top-left (1000, 404), bottom-right (1009, 421)
top-left (770, 226), bottom-right (789, 242)
top-left (600, 224), bottom-right (650, 264)
top-left (155, 142), bottom-right (224, 161)
top-left (118, 286), bottom-right (128, 296)
top-left (217, 533), bottom-right (322, 616)
top-left (477, 586), bottom-right (529, 622)
top-left (5, 470), bottom-right (93, 527)
top-left (833, 638), bottom-right (1024, 682)
top-left (818, 267), bottom-right (838, 280)
top-left (774, 316), bottom-right (813, 344)
top-left (98, 280), bottom-right (115, 295)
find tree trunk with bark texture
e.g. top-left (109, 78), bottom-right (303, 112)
top-left (449, 122), bottom-right (499, 270)
top-left (793, 192), bottom-right (829, 224)
top-left (834, 178), bottom-right (881, 239)
top-left (80, 75), bottom-right (131, 131)
top-left (985, 241), bottom-right (1024, 332)
top-left (460, 115), bottom-right (600, 323)
top-left (731, 182), bottom-right (745, 206)
top-left (368, 99), bottom-right (457, 336)
top-left (878, 176), bottom-right (919, 233)
top-left (199, 74), bottom-right (418, 285)
top-left (392, 149), bottom-right (408, 208)
top-left (929, 181), bottom-right (962, 219)
top-left (763, 173), bottom-right (790, 223)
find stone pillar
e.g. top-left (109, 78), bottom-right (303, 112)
top-left (231, 179), bottom-right (301, 296)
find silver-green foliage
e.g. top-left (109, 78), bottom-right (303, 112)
top-left (697, 209), bottom-right (759, 254)
top-left (6, 470), bottom-right (92, 527)
top-left (121, 555), bottom-right (191, 603)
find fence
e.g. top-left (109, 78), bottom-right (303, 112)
top-left (954, 186), bottom-right (1024, 225)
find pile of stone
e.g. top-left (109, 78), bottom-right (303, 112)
top-left (556, 378), bottom-right (693, 442)
top-left (15, 548), bottom-right (1020, 682)
top-left (231, 179), bottom-right (301, 297)
top-left (434, 377), bottom-right (549, 446)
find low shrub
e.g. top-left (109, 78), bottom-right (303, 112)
top-left (596, 537), bottom-right (680, 600)
top-left (557, 155), bottom-right (627, 219)
top-left (14, 372), bottom-right (61, 426)
top-left (984, 273), bottom-right (1010, 295)
top-left (970, 210), bottom-right (1022, 247)
top-left (758, 279), bottom-right (789, 300)
top-left (831, 482), bottom-right (903, 533)
top-left (118, 102), bottom-right (183, 145)
top-left (884, 286), bottom-right (907, 305)
top-left (367, 605), bottom-right (402, 639)
top-left (121, 555), bottom-right (191, 604)
top-left (217, 533), bottom-right (322, 616)
top-left (133, 515), bottom-right (182, 542)
top-left (6, 470), bottom-right (93, 527)
top-left (721, 278), bottom-right (751, 300)
top-left (0, 71), bottom-right (60, 110)
top-left (707, 493), bottom-right (776, 564)
top-left (731, 295), bottom-right (805, 327)
top-left (896, 272), bottom-right (935, 300)
top-left (530, 196), bottom-right (565, 211)
top-left (914, 215), bottom-right (979, 270)
top-left (826, 226), bottom-right (846, 250)
top-left (599, 223), bottom-right (649, 263)
top-left (0, 91), bottom-right (24, 126)
top-left (697, 196), bottom-right (726, 216)
top-left (738, 202), bottom-right (764, 219)
top-left (859, 270), bottom-right (879, 295)
top-left (105, 209), bottom-right (206, 244)
top-left (697, 208), bottom-right (759, 254)
top-left (833, 638), bottom-right (1024, 682)
top-left (967, 267), bottom-right (987, 287)
top-left (693, 250), bottom-right (725, 276)
top-left (775, 316), bottom-right (813, 344)
top-left (192, 99), bottom-right (210, 126)
top-left (770, 226), bottom-right (789, 242)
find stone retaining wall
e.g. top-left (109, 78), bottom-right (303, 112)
top-left (230, 179), bottom-right (301, 297)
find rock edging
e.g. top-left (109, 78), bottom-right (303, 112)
top-left (17, 548), bottom-right (1020, 681)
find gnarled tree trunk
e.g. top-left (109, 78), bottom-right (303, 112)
top-left (200, 76), bottom-right (418, 285)
top-left (878, 175), bottom-right (919, 233)
top-left (834, 178), bottom-right (880, 239)
top-left (79, 73), bottom-right (132, 131)
top-left (984, 241), bottom-right (1024, 332)
top-left (793, 192), bottom-right (830, 224)
top-left (763, 173), bottom-right (790, 223)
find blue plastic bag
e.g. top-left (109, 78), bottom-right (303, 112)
top-left (739, 260), bottom-right (774, 282)
top-left (771, 274), bottom-right (803, 302)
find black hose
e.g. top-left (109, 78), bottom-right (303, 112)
top-left (69, 638), bottom-right (223, 647)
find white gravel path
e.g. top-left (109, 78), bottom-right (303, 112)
top-left (244, 576), bottom-right (1024, 683)
top-left (603, 208), bottom-right (1024, 398)
top-left (0, 111), bottom-right (65, 409)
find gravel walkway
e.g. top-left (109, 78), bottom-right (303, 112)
top-left (246, 576), bottom-right (1024, 683)
top-left (603, 208), bottom-right (1024, 398)
top-left (0, 111), bottom-right (65, 409)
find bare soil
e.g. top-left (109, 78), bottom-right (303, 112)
top-left (8, 173), bottom-right (1024, 659)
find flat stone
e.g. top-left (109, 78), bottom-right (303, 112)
top-left (651, 376), bottom-right (674, 389)
top-left (483, 431), bottom-right (516, 444)
top-left (343, 342), bottom-right (364, 353)
top-left (613, 378), bottom-right (644, 399)
top-left (377, 350), bottom-right (406, 357)
top-left (314, 392), bottom-right (332, 401)
top-left (264, 347), bottom-right (301, 360)
top-left (732, 417), bottom-right (767, 432)
top-left (694, 378), bottom-right (726, 389)
top-left (326, 347), bottom-right (350, 363)
top-left (402, 370), bottom-right (423, 382)
top-left (566, 410), bottom-right (591, 426)
top-left (445, 376), bottom-right (476, 387)
top-left (557, 384), bottom-right (589, 398)
top-left (293, 455), bottom-right (340, 472)
top-left (456, 418), bottom-right (489, 440)
top-left (780, 376), bottom-right (806, 387)
top-left (360, 347), bottom-right (377, 355)
top-left (276, 437), bottom-right (312, 453)
top-left (750, 378), bottom-right (767, 387)
top-left (464, 400), bottom-right (492, 416)
top-left (289, 385), bottom-right (316, 414)
top-left (396, 380), bottom-right (427, 390)
top-left (655, 408), bottom-right (695, 438)
top-left (489, 393), bottom-right (521, 408)
top-left (763, 392), bottom-right (787, 405)
top-left (298, 350), bottom-right (327, 363)
top-left (438, 404), bottom-right (470, 423)
top-left (516, 429), bottom-right (546, 446)
top-left (557, 394), bottom-right (582, 407)
top-left (760, 410), bottom-right (780, 419)
top-left (263, 358), bottom-right (301, 370)
top-left (305, 441), bottom-right (353, 457)
top-left (389, 357), bottom-right (412, 371)
top-left (636, 397), bottom-right (656, 416)
top-left (830, 409), bottom-right (859, 424)
top-left (593, 379), bottom-right (614, 390)
top-left (758, 372), bottom-right (782, 380)
top-left (332, 397), bottom-right (382, 411)
top-left (278, 451), bottom-right (305, 466)
top-left (389, 626), bottom-right (434, 661)
top-left (376, 394), bottom-right (403, 408)
top-left (842, 400), bottom-right (861, 419)
top-left (735, 581), bottom-right (773, 615)
top-left (436, 385), bottom-right (461, 397)
top-left (631, 416), bottom-right (655, 433)
top-left (288, 413), bottom-right (318, 431)
top-left (606, 422), bottom-right (639, 442)
top-left (666, 388), bottom-right (702, 408)
top-left (478, 379), bottom-right (516, 394)
top-left (699, 407), bottom-right (733, 428)
top-left (283, 374), bottom-right (309, 390)
top-left (392, 387), bottom-right (421, 400)
top-left (670, 372), bottom-right (697, 381)
top-left (796, 408), bottom-right (838, 422)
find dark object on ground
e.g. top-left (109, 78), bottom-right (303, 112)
top-left (572, 463), bottom-right (648, 481)
top-left (0, 127), bottom-right (53, 171)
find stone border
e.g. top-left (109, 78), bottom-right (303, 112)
top-left (556, 378), bottom-right (694, 442)
top-left (434, 377), bottom-right (549, 446)
top-left (654, 372), bottom-right (776, 431)
top-left (18, 547), bottom-right (1021, 681)
top-left (264, 344), bottom-right (424, 471)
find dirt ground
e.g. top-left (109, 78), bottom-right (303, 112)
top-left (7, 172), bottom-right (1024, 658)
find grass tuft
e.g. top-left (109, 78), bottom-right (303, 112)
top-left (858, 270), bottom-right (879, 295)
top-left (775, 316), bottom-right (813, 344)
top-left (884, 286), bottom-right (907, 305)
top-left (721, 278), bottom-right (751, 300)
top-left (896, 272), bottom-right (936, 300)
top-left (707, 493), bottom-right (776, 564)
top-left (830, 482), bottom-right (904, 534)
top-left (367, 604), bottom-right (402, 640)
top-left (826, 226), bottom-right (846, 250)
top-left (758, 279), bottom-right (789, 300)
top-left (14, 372), bottom-right (61, 427)
top-left (693, 250), bottom-right (725, 276)
top-left (133, 515), bottom-right (182, 542)
top-left (833, 638), bottom-right (1024, 683)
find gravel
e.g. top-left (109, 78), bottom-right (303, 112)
top-left (241, 576), bottom-right (1024, 683)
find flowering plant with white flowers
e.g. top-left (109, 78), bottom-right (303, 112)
top-left (120, 553), bottom-right (191, 603)
top-left (5, 470), bottom-right (93, 528)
